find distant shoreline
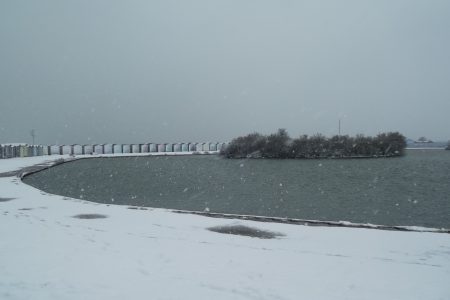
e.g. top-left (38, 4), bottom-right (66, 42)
top-left (406, 147), bottom-right (446, 150)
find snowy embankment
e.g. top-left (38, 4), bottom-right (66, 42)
top-left (1, 155), bottom-right (449, 300)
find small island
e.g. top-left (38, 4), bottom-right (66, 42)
top-left (221, 129), bottom-right (406, 159)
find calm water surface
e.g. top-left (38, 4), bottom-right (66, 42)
top-left (24, 150), bottom-right (450, 229)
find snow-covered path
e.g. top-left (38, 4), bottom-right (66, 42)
top-left (1, 156), bottom-right (449, 300)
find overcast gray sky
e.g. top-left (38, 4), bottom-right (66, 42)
top-left (1, 0), bottom-right (449, 145)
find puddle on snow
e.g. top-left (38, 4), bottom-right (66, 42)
top-left (72, 214), bottom-right (108, 219)
top-left (207, 224), bottom-right (284, 239)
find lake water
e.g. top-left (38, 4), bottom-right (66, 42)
top-left (23, 150), bottom-right (450, 229)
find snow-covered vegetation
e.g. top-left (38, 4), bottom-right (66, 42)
top-left (221, 129), bottom-right (407, 159)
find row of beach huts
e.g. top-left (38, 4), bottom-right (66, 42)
top-left (0, 142), bottom-right (227, 159)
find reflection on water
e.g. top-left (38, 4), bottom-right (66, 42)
top-left (23, 150), bottom-right (450, 229)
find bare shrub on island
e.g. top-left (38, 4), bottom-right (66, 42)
top-left (221, 129), bottom-right (406, 159)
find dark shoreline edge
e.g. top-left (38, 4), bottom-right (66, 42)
top-left (223, 154), bottom-right (402, 160)
top-left (13, 154), bottom-right (450, 234)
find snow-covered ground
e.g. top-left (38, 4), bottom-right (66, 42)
top-left (1, 155), bottom-right (449, 300)
top-left (0, 156), bottom-right (69, 174)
